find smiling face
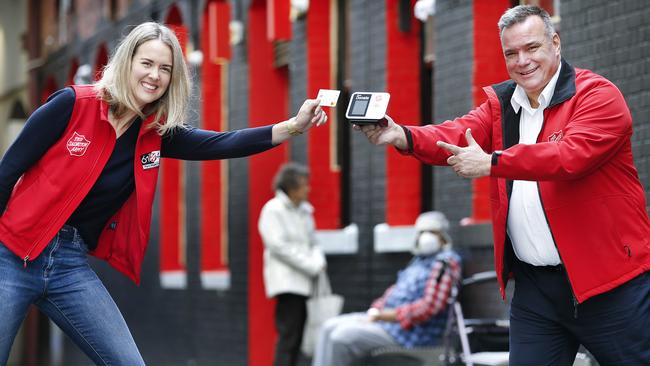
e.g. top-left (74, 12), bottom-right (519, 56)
top-left (129, 39), bottom-right (173, 109)
top-left (501, 15), bottom-right (561, 103)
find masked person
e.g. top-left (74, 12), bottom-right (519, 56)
top-left (311, 211), bottom-right (462, 366)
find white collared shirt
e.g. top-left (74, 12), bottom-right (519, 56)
top-left (507, 63), bottom-right (562, 266)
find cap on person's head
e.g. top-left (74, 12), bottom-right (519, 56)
top-left (415, 211), bottom-right (449, 231)
top-left (415, 211), bottom-right (452, 245)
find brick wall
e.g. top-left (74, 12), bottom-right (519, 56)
top-left (289, 17), bottom-right (308, 163)
top-left (221, 12), bottom-right (252, 361)
top-left (332, 0), bottom-right (412, 316)
top-left (432, 0), bottom-right (474, 237)
top-left (562, 0), bottom-right (650, 212)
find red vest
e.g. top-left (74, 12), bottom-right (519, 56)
top-left (0, 85), bottom-right (162, 284)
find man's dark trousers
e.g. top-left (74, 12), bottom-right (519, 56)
top-left (509, 259), bottom-right (650, 366)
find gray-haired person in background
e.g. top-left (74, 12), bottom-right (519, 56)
top-left (259, 162), bottom-right (327, 366)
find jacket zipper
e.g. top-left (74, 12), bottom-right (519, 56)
top-left (536, 183), bottom-right (579, 318)
top-left (537, 109), bottom-right (579, 318)
top-left (501, 202), bottom-right (512, 290)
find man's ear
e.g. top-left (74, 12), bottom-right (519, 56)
top-left (553, 33), bottom-right (561, 55)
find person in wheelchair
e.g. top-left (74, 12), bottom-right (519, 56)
top-left (311, 211), bottom-right (462, 366)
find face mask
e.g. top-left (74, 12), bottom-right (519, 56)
top-left (412, 232), bottom-right (442, 256)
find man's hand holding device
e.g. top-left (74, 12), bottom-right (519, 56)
top-left (346, 92), bottom-right (407, 150)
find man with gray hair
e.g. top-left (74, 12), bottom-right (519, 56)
top-left (357, 5), bottom-right (650, 365)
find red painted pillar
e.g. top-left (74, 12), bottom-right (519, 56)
top-left (200, 0), bottom-right (232, 287)
top-left (468, 0), bottom-right (511, 224)
top-left (248, 1), bottom-right (289, 364)
top-left (160, 6), bottom-right (189, 283)
top-left (307, 0), bottom-right (340, 229)
top-left (385, 0), bottom-right (421, 225)
top-left (267, 0), bottom-right (291, 41)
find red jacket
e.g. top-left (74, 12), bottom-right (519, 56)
top-left (0, 85), bottom-right (161, 284)
top-left (404, 60), bottom-right (650, 303)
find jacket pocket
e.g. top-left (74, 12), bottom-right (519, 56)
top-left (606, 196), bottom-right (650, 261)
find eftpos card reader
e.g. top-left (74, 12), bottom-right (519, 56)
top-left (345, 92), bottom-right (390, 124)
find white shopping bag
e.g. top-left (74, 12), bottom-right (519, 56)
top-left (301, 271), bottom-right (344, 356)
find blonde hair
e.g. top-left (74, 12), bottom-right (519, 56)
top-left (95, 22), bottom-right (190, 135)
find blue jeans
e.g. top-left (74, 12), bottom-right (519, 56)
top-left (0, 225), bottom-right (145, 366)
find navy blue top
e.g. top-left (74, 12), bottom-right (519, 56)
top-left (0, 88), bottom-right (276, 249)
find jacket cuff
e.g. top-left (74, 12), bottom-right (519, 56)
top-left (491, 150), bottom-right (503, 166)
top-left (395, 125), bottom-right (414, 155)
top-left (490, 150), bottom-right (511, 177)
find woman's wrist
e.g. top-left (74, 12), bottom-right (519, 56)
top-left (286, 117), bottom-right (303, 136)
top-left (271, 118), bottom-right (301, 145)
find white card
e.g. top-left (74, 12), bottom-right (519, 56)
top-left (317, 89), bottom-right (341, 107)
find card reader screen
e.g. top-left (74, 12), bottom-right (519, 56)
top-left (349, 95), bottom-right (370, 117)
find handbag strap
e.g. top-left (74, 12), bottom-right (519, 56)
top-left (314, 271), bottom-right (332, 297)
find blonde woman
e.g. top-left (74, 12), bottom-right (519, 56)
top-left (0, 22), bottom-right (326, 365)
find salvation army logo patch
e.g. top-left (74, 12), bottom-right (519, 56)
top-left (548, 130), bottom-right (564, 143)
top-left (67, 132), bottom-right (91, 156)
top-left (141, 151), bottom-right (161, 170)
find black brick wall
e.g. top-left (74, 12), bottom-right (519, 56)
top-left (289, 17), bottom-right (309, 163)
top-left (219, 2), bottom-right (252, 364)
top-left (561, 0), bottom-right (650, 212)
top-left (331, 0), bottom-right (401, 317)
top-left (432, 0), bottom-right (474, 238)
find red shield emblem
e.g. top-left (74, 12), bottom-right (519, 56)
top-left (67, 132), bottom-right (91, 156)
top-left (548, 130), bottom-right (564, 143)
